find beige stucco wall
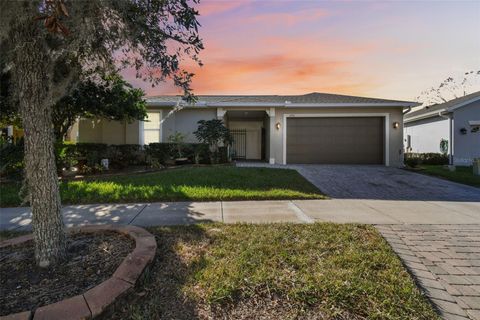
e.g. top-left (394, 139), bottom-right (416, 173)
top-left (65, 120), bottom-right (79, 142)
top-left (78, 118), bottom-right (139, 145)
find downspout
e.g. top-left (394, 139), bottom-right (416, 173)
top-left (401, 106), bottom-right (412, 165)
top-left (439, 111), bottom-right (453, 165)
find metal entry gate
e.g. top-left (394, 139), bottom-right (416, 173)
top-left (231, 129), bottom-right (246, 159)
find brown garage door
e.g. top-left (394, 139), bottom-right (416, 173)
top-left (286, 117), bottom-right (384, 164)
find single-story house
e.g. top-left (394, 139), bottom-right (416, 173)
top-left (404, 91), bottom-right (480, 166)
top-left (74, 92), bottom-right (418, 167)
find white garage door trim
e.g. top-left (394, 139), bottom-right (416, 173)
top-left (282, 113), bottom-right (390, 166)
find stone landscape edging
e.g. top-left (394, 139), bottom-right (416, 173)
top-left (0, 225), bottom-right (157, 320)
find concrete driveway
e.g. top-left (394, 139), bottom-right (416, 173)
top-left (257, 164), bottom-right (480, 202)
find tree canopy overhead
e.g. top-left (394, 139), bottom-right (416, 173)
top-left (1, 0), bottom-right (203, 99)
top-left (416, 70), bottom-right (480, 107)
top-left (0, 0), bottom-right (203, 267)
top-left (1, 71), bottom-right (147, 141)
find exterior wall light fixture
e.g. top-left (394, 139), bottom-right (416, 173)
top-left (276, 122), bottom-right (281, 130)
top-left (393, 122), bottom-right (400, 129)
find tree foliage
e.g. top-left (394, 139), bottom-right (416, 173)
top-left (1, 0), bottom-right (203, 102)
top-left (0, 0), bottom-right (203, 267)
top-left (52, 74), bottom-right (147, 141)
top-left (194, 119), bottom-right (231, 163)
top-left (416, 70), bottom-right (480, 107)
top-left (1, 71), bottom-right (147, 141)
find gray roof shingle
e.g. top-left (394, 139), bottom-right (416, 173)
top-left (146, 92), bottom-right (416, 106)
top-left (405, 91), bottom-right (480, 120)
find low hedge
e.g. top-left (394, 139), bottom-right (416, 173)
top-left (1, 142), bottom-right (229, 177)
top-left (0, 142), bottom-right (25, 177)
top-left (145, 143), bottom-right (219, 165)
top-left (404, 152), bottom-right (449, 167)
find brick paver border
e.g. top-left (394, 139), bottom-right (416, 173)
top-left (377, 225), bottom-right (480, 320)
top-left (0, 225), bottom-right (157, 320)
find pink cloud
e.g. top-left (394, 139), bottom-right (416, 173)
top-left (197, 0), bottom-right (249, 17)
top-left (247, 8), bottom-right (329, 26)
top-left (124, 31), bottom-right (380, 96)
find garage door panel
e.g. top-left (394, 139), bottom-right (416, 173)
top-left (286, 117), bottom-right (384, 164)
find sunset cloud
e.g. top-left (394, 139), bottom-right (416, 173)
top-left (196, 0), bottom-right (249, 17)
top-left (121, 1), bottom-right (480, 101)
top-left (246, 8), bottom-right (329, 26)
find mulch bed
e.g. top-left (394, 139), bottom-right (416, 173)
top-left (0, 231), bottom-right (135, 316)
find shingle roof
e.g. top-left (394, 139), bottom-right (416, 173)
top-left (146, 92), bottom-right (416, 106)
top-left (405, 91), bottom-right (480, 120)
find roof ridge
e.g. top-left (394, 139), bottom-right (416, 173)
top-left (405, 90), bottom-right (480, 119)
top-left (146, 92), bottom-right (413, 103)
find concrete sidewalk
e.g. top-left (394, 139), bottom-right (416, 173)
top-left (1, 199), bottom-right (479, 231)
top-left (2, 199), bottom-right (480, 319)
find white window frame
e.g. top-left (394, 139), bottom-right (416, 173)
top-left (140, 111), bottom-right (162, 145)
top-left (282, 113), bottom-right (390, 166)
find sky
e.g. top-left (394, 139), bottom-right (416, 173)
top-left (123, 0), bottom-right (480, 101)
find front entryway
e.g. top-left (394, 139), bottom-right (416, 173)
top-left (230, 122), bottom-right (262, 160)
top-left (227, 111), bottom-right (267, 160)
top-left (286, 117), bottom-right (385, 164)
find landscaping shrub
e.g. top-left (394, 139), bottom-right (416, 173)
top-left (107, 144), bottom-right (145, 169)
top-left (55, 141), bottom-right (78, 171)
top-left (404, 152), bottom-right (449, 167)
top-left (145, 142), bottom-right (215, 165)
top-left (145, 143), bottom-right (174, 165)
top-left (74, 143), bottom-right (108, 167)
top-left (1, 141), bottom-right (230, 178)
top-left (219, 146), bottom-right (229, 163)
top-left (0, 142), bottom-right (24, 178)
top-left (194, 119), bottom-right (232, 164)
top-left (404, 156), bottom-right (420, 168)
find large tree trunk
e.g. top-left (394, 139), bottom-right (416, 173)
top-left (13, 24), bottom-right (66, 267)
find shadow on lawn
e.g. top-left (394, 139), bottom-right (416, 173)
top-left (99, 224), bottom-right (210, 319)
top-left (0, 167), bottom-right (324, 207)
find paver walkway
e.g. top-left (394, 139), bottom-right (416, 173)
top-left (378, 225), bottom-right (480, 320)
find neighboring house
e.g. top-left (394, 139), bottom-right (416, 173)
top-left (404, 91), bottom-right (480, 166)
top-left (76, 92), bottom-right (418, 167)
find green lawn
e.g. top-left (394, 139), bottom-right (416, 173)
top-left (0, 167), bottom-right (325, 207)
top-left (98, 224), bottom-right (438, 319)
top-left (419, 165), bottom-right (480, 188)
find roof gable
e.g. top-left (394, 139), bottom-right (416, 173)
top-left (405, 91), bottom-right (480, 121)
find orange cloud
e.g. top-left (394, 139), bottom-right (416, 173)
top-left (140, 54), bottom-right (374, 96)
top-left (129, 32), bottom-right (380, 96)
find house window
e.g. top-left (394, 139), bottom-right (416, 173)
top-left (143, 112), bottom-right (161, 144)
